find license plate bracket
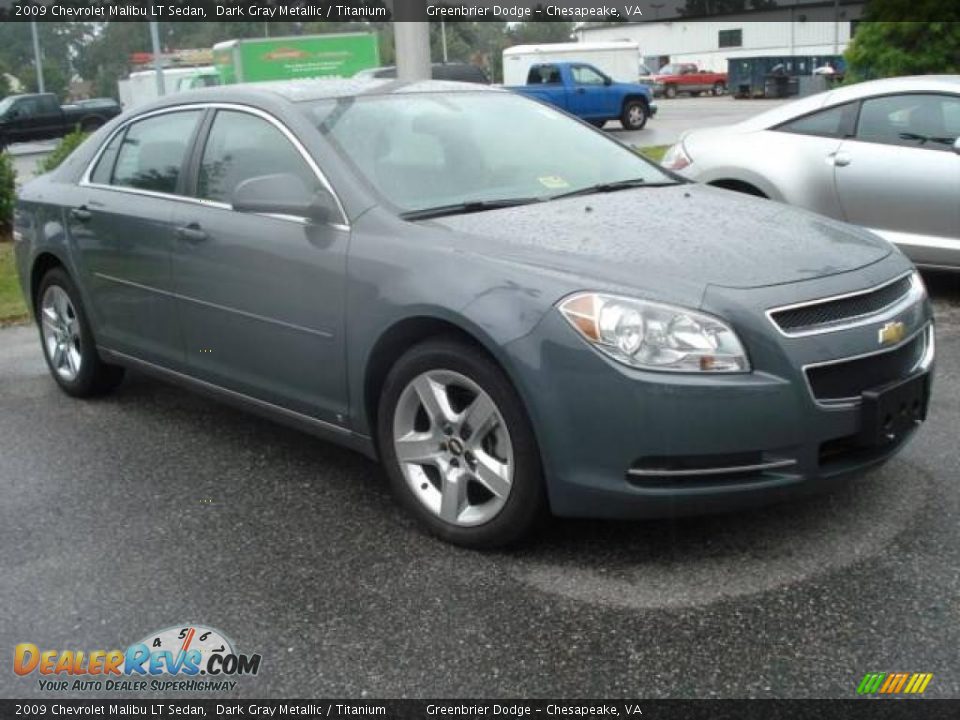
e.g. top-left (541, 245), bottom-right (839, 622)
top-left (859, 373), bottom-right (929, 447)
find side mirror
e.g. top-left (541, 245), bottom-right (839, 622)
top-left (232, 173), bottom-right (337, 223)
top-left (954, 137), bottom-right (960, 155)
top-left (604, 76), bottom-right (612, 86)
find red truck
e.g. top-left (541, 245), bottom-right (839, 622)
top-left (641, 63), bottom-right (728, 98)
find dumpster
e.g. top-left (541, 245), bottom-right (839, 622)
top-left (728, 55), bottom-right (844, 98)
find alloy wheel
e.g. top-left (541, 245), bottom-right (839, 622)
top-left (392, 369), bottom-right (514, 527)
top-left (40, 285), bottom-right (82, 382)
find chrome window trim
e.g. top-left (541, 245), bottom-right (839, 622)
top-left (765, 271), bottom-right (919, 338)
top-left (78, 102), bottom-right (350, 230)
top-left (802, 322), bottom-right (933, 409)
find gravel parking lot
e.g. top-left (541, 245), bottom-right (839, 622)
top-left (0, 272), bottom-right (957, 699)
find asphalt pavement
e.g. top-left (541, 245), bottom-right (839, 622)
top-left (612, 95), bottom-right (790, 148)
top-left (0, 270), bottom-right (958, 699)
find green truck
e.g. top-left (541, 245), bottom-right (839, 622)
top-left (212, 32), bottom-right (380, 85)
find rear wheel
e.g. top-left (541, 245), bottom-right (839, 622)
top-left (664, 84), bottom-right (678, 99)
top-left (377, 338), bottom-right (546, 548)
top-left (713, 81), bottom-right (726, 96)
top-left (620, 100), bottom-right (648, 130)
top-left (79, 116), bottom-right (103, 132)
top-left (36, 268), bottom-right (124, 397)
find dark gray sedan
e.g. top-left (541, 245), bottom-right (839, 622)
top-left (13, 80), bottom-right (935, 547)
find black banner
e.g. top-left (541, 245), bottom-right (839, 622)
top-left (3, 0), bottom-right (960, 23)
top-left (2, 700), bottom-right (960, 719)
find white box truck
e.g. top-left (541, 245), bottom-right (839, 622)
top-left (503, 41), bottom-right (644, 85)
top-left (118, 66), bottom-right (220, 110)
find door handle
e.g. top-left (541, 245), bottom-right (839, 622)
top-left (176, 223), bottom-right (208, 243)
top-left (828, 152), bottom-right (852, 167)
top-left (70, 206), bottom-right (91, 222)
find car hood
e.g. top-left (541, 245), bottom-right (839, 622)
top-left (428, 184), bottom-right (892, 302)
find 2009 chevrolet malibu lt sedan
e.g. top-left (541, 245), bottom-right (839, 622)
top-left (14, 80), bottom-right (934, 547)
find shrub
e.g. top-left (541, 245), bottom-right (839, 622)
top-left (0, 151), bottom-right (15, 231)
top-left (37, 129), bottom-right (89, 175)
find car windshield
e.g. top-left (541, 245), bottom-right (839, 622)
top-left (0, 97), bottom-right (17, 115)
top-left (304, 91), bottom-right (676, 215)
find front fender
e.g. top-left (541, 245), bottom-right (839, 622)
top-left (343, 212), bottom-right (576, 435)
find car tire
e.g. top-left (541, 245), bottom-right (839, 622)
top-left (35, 268), bottom-right (124, 398)
top-left (713, 82), bottom-right (726, 96)
top-left (377, 337), bottom-right (546, 549)
top-left (79, 117), bottom-right (103, 133)
top-left (664, 84), bottom-right (678, 99)
top-left (620, 100), bottom-right (648, 130)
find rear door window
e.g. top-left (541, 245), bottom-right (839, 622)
top-left (111, 110), bottom-right (202, 194)
top-left (90, 131), bottom-right (125, 184)
top-left (528, 65), bottom-right (561, 85)
top-left (776, 102), bottom-right (857, 138)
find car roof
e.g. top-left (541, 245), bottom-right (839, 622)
top-left (741, 75), bottom-right (960, 130)
top-left (138, 77), bottom-right (500, 114)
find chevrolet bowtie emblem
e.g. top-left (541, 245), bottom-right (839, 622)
top-left (878, 321), bottom-right (906, 346)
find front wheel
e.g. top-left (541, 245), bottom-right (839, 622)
top-left (36, 268), bottom-right (124, 397)
top-left (664, 84), bottom-right (678, 99)
top-left (620, 100), bottom-right (648, 130)
top-left (377, 338), bottom-right (546, 548)
top-left (713, 81), bottom-right (726, 96)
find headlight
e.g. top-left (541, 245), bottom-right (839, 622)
top-left (662, 142), bottom-right (692, 171)
top-left (558, 292), bottom-right (750, 373)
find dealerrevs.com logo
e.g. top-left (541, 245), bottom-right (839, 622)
top-left (14, 624), bottom-right (262, 692)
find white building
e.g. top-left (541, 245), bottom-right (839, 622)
top-left (575, 2), bottom-right (866, 73)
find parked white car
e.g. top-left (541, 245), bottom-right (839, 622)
top-left (663, 76), bottom-right (960, 270)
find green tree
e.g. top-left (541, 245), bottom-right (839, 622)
top-left (0, 22), bottom-right (87, 100)
top-left (845, 12), bottom-right (960, 80)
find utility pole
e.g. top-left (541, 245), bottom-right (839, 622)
top-left (149, 15), bottom-right (165, 97)
top-left (31, 22), bottom-right (45, 93)
top-left (441, 21), bottom-right (448, 63)
top-left (394, 22), bottom-right (431, 81)
top-left (833, 0), bottom-right (840, 54)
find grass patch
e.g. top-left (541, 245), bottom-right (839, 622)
top-left (0, 239), bottom-right (29, 325)
top-left (636, 144), bottom-right (670, 163)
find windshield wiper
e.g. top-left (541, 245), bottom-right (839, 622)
top-left (401, 198), bottom-right (543, 221)
top-left (549, 178), bottom-right (679, 201)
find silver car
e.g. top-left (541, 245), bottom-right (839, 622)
top-left (663, 76), bottom-right (960, 270)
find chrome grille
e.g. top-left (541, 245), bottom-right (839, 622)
top-left (771, 274), bottom-right (913, 335)
top-left (805, 328), bottom-right (929, 404)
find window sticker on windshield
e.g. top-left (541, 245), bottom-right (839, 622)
top-left (538, 176), bottom-right (570, 189)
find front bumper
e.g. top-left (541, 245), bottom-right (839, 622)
top-left (504, 263), bottom-right (934, 519)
